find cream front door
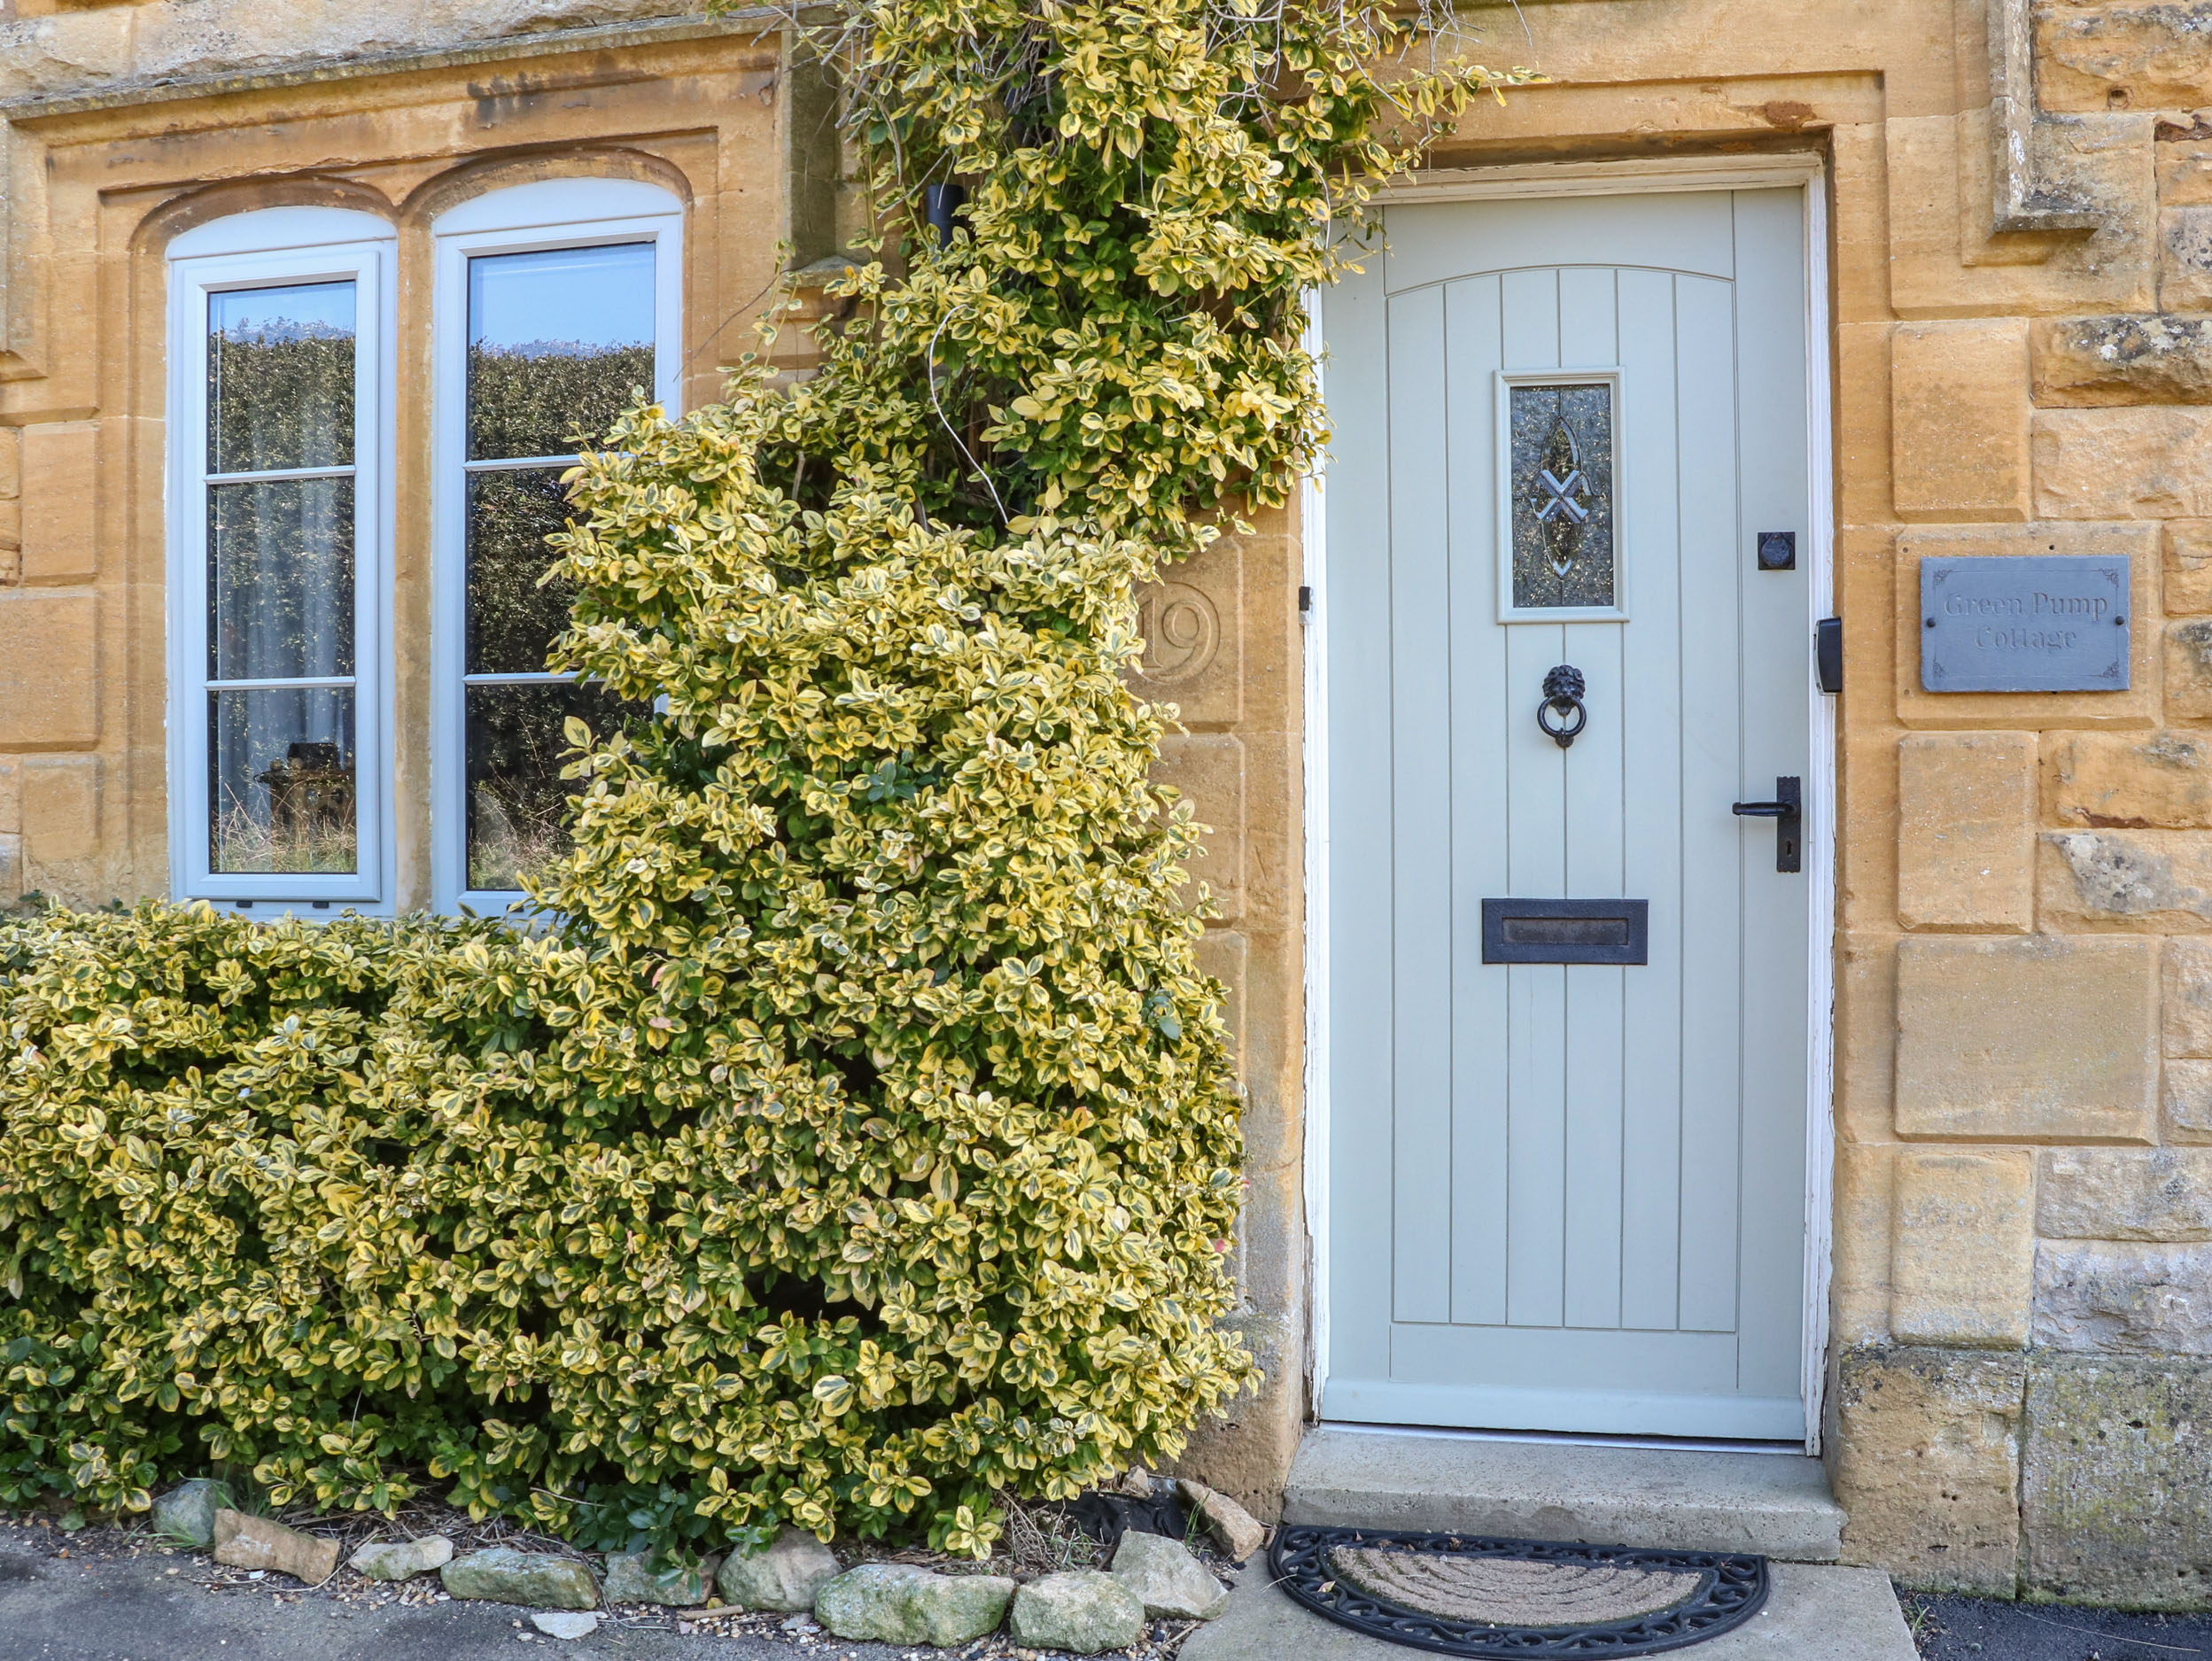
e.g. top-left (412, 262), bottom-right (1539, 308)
top-left (1322, 188), bottom-right (1816, 1440)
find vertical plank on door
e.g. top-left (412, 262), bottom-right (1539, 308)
top-left (1557, 266), bottom-right (1626, 1331)
top-left (1386, 284), bottom-right (1455, 1325)
top-left (1673, 272), bottom-right (1745, 1336)
top-left (1502, 268), bottom-right (1568, 1329)
top-left (1729, 190), bottom-right (1813, 1396)
top-left (1324, 248), bottom-right (1402, 1384)
top-left (1617, 269), bottom-right (1687, 1332)
top-left (1446, 275), bottom-right (1512, 1328)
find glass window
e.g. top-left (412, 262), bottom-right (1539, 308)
top-left (1508, 381), bottom-right (1617, 613)
top-left (206, 283), bottom-right (361, 875)
top-left (167, 210), bottom-right (392, 912)
top-left (455, 240), bottom-right (655, 896)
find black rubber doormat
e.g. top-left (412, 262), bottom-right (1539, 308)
top-left (1269, 1525), bottom-right (1771, 1657)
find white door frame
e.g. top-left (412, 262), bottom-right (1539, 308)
top-left (1300, 152), bottom-right (1837, 1452)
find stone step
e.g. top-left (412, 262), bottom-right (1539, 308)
top-left (1181, 1564), bottom-right (1914, 1661)
top-left (1285, 1426), bottom-right (1847, 1562)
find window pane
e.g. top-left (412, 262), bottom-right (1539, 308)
top-left (465, 679), bottom-right (626, 892)
top-left (208, 477), bottom-right (355, 682)
top-left (209, 687), bottom-right (356, 874)
top-left (466, 243), bottom-right (656, 461)
top-left (208, 281), bottom-right (355, 475)
top-left (1509, 382), bottom-right (1617, 611)
top-left (468, 467), bottom-right (578, 675)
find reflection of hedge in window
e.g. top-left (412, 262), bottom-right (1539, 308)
top-left (208, 314), bottom-right (353, 473)
top-left (467, 468), bottom-right (578, 675)
top-left (467, 342), bottom-right (656, 461)
top-left (202, 283), bottom-right (361, 881)
top-left (465, 680), bottom-right (628, 892)
top-left (208, 478), bottom-right (354, 682)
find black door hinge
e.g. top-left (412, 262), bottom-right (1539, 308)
top-left (1816, 617), bottom-right (1843, 694)
top-left (1299, 585), bottom-right (1313, 616)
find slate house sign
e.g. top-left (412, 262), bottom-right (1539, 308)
top-left (1920, 555), bottom-right (2131, 693)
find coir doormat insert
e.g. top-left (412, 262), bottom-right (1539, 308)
top-left (1269, 1524), bottom-right (1770, 1657)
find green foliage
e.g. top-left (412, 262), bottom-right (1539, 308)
top-left (0, 896), bottom-right (1237, 1551)
top-left (756, 0), bottom-right (1532, 553)
top-left (0, 0), bottom-right (1529, 1559)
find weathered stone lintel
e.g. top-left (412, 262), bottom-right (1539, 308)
top-left (0, 10), bottom-right (781, 125)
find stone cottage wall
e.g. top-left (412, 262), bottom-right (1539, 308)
top-left (0, 0), bottom-right (825, 909)
top-left (1820, 18), bottom-right (2212, 1604)
top-left (12, 0), bottom-right (2212, 1604)
top-left (1409, 0), bottom-right (2212, 1609)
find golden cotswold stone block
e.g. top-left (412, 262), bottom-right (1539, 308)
top-left (1129, 536), bottom-right (1241, 726)
top-left (1890, 1149), bottom-right (2036, 1347)
top-left (2037, 2), bottom-right (2212, 113)
top-left (2039, 828), bottom-right (2212, 930)
top-left (1834, 1345), bottom-right (2025, 1596)
top-left (2036, 1240), bottom-right (2212, 1354)
top-left (2162, 132), bottom-right (2212, 208)
top-left (19, 756), bottom-right (101, 895)
top-left (2162, 939), bottom-right (2212, 1056)
top-left (1892, 322), bottom-right (2030, 520)
top-left (18, 423), bottom-right (98, 585)
top-left (1894, 935), bottom-right (2156, 1142)
top-left (2022, 1357), bottom-right (2212, 1608)
top-left (1152, 733), bottom-right (1245, 922)
top-left (1898, 733), bottom-right (2035, 930)
top-left (2048, 731), bottom-right (2212, 828)
top-left (2031, 315), bottom-right (2212, 407)
top-left (2039, 1147), bottom-right (2212, 1240)
top-left (2168, 619), bottom-right (2212, 719)
top-left (2165, 207), bottom-right (2212, 312)
top-left (2162, 1059), bottom-right (2212, 1140)
top-left (2034, 408), bottom-right (2212, 519)
top-left (0, 594), bottom-right (97, 749)
top-left (2165, 522), bottom-right (2212, 615)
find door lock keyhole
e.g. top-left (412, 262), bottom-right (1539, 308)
top-left (1732, 777), bottom-right (1804, 873)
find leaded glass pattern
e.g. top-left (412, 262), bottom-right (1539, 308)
top-left (1508, 382), bottom-right (1616, 612)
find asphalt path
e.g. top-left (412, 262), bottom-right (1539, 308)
top-left (0, 1525), bottom-right (915, 1661)
top-left (1908, 1594), bottom-right (2212, 1661)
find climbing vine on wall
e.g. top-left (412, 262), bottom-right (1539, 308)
top-left (0, 0), bottom-right (1529, 1561)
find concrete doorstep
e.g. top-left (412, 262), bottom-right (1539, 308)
top-left (1207, 1428), bottom-right (1913, 1659)
top-left (1285, 1429), bottom-right (1847, 1561)
top-left (1180, 1564), bottom-right (1917, 1661)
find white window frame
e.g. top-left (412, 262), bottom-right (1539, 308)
top-left (430, 178), bottom-right (685, 913)
top-left (165, 206), bottom-right (399, 915)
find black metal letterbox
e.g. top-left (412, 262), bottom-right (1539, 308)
top-left (1480, 898), bottom-right (1650, 966)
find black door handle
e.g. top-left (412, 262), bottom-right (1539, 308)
top-left (1732, 776), bottom-right (1802, 873)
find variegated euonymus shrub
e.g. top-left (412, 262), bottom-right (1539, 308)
top-left (0, 0), bottom-right (1527, 1556)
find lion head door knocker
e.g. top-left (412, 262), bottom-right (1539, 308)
top-left (1533, 418), bottom-right (1593, 579)
top-left (1538, 664), bottom-right (1587, 749)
